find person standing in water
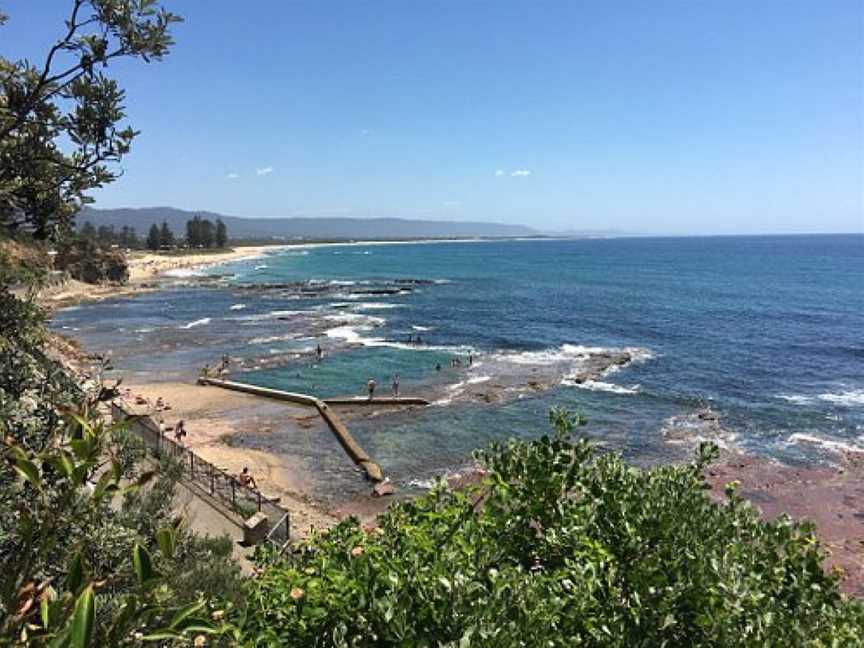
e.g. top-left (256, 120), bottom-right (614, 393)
top-left (316, 344), bottom-right (323, 362)
top-left (367, 378), bottom-right (376, 400)
top-left (392, 374), bottom-right (400, 397)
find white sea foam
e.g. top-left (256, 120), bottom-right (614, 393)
top-left (248, 333), bottom-right (303, 345)
top-left (569, 379), bottom-right (640, 395)
top-left (229, 303), bottom-right (247, 311)
top-left (329, 280), bottom-right (356, 286)
top-left (180, 317), bottom-right (211, 329)
top-left (323, 313), bottom-right (386, 326)
top-left (134, 327), bottom-right (155, 333)
top-left (786, 433), bottom-right (864, 455)
top-left (254, 264), bottom-right (268, 270)
top-left (163, 267), bottom-right (209, 278)
top-left (351, 302), bottom-right (403, 311)
top-left (818, 389), bottom-right (864, 407)
top-left (497, 344), bottom-right (653, 367)
top-left (325, 325), bottom-right (369, 344)
top-left (234, 309), bottom-right (307, 321)
top-left (407, 478), bottom-right (437, 490)
top-left (411, 325), bottom-right (433, 331)
top-left (779, 388), bottom-right (864, 408)
top-left (661, 415), bottom-right (739, 451)
top-left (467, 375), bottom-right (491, 385)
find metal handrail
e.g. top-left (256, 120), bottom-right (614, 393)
top-left (112, 401), bottom-right (291, 544)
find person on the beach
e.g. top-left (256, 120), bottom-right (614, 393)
top-left (468, 353), bottom-right (474, 366)
top-left (174, 420), bottom-right (187, 444)
top-left (367, 378), bottom-right (376, 400)
top-left (392, 374), bottom-right (400, 397)
top-left (435, 363), bottom-right (442, 372)
top-left (316, 344), bottom-right (323, 362)
top-left (219, 354), bottom-right (230, 376)
top-left (237, 466), bottom-right (258, 490)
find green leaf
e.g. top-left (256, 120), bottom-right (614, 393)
top-left (168, 599), bottom-right (205, 630)
top-left (69, 584), bottom-right (94, 648)
top-left (66, 553), bottom-right (86, 593)
top-left (47, 451), bottom-right (75, 479)
top-left (92, 469), bottom-right (117, 501)
top-left (13, 458), bottom-right (42, 491)
top-left (156, 527), bottom-right (176, 560)
top-left (132, 543), bottom-right (159, 584)
top-left (40, 596), bottom-right (50, 629)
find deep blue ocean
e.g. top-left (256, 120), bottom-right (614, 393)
top-left (52, 235), bottom-right (864, 497)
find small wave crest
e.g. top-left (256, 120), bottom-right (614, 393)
top-left (786, 433), bottom-right (864, 455)
top-left (180, 317), bottom-right (211, 329)
top-left (778, 388), bottom-right (864, 408)
top-left (570, 380), bottom-right (640, 395)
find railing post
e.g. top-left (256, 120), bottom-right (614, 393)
top-left (257, 491), bottom-right (262, 512)
top-left (231, 481), bottom-right (236, 508)
top-left (210, 466), bottom-right (215, 495)
top-left (190, 451), bottom-right (194, 475)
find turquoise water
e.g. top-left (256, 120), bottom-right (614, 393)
top-left (53, 235), bottom-right (864, 497)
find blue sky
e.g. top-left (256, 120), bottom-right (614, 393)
top-left (2, 1), bottom-right (862, 234)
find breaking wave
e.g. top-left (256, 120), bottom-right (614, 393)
top-left (778, 388), bottom-right (864, 408)
top-left (180, 317), bottom-right (211, 329)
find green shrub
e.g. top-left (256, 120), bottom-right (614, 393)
top-left (241, 410), bottom-right (864, 646)
top-left (0, 287), bottom-right (240, 645)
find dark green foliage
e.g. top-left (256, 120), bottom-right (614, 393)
top-left (241, 410), bottom-right (864, 646)
top-left (185, 215), bottom-right (228, 249)
top-left (215, 218), bottom-right (228, 248)
top-left (0, 288), bottom-right (241, 644)
top-left (146, 223), bottom-right (160, 251)
top-left (159, 220), bottom-right (174, 248)
top-left (0, 1), bottom-right (181, 241)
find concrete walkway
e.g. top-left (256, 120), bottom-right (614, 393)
top-left (172, 475), bottom-right (256, 573)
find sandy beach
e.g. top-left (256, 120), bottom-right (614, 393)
top-left (126, 245), bottom-right (289, 282)
top-left (35, 244), bottom-right (289, 310)
top-left (120, 380), bottom-right (345, 538)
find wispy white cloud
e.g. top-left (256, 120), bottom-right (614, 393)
top-left (256, 166), bottom-right (274, 176)
top-left (494, 169), bottom-right (505, 177)
top-left (510, 169), bottom-right (532, 177)
top-left (226, 172), bottom-right (240, 179)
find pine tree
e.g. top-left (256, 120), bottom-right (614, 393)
top-left (200, 218), bottom-right (215, 248)
top-left (146, 223), bottom-right (161, 251)
top-left (159, 221), bottom-right (174, 248)
top-left (185, 216), bottom-right (199, 248)
top-left (215, 219), bottom-right (228, 248)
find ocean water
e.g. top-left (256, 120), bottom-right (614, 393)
top-left (52, 235), bottom-right (864, 498)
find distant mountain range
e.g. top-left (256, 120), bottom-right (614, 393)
top-left (78, 206), bottom-right (539, 240)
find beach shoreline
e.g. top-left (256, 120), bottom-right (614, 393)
top-left (42, 237), bottom-right (864, 596)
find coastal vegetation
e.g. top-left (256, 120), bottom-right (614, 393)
top-left (2, 2), bottom-right (863, 646)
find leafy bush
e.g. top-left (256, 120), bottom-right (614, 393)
top-left (241, 410), bottom-right (864, 646)
top-left (0, 287), bottom-right (241, 645)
